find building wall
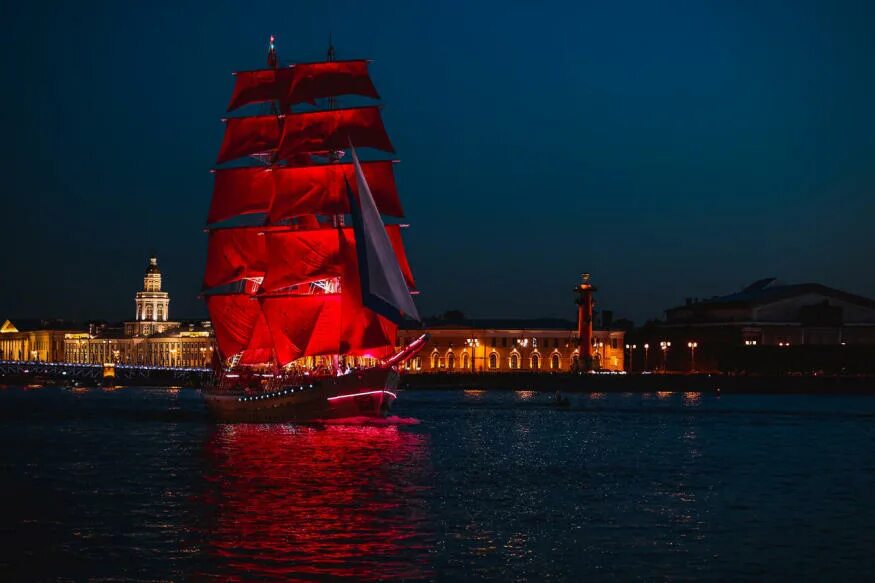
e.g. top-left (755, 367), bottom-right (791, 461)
top-left (0, 330), bottom-right (72, 362)
top-left (64, 332), bottom-right (214, 367)
top-left (754, 294), bottom-right (875, 324)
top-left (398, 328), bottom-right (625, 373)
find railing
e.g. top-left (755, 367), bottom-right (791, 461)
top-left (0, 360), bottom-right (212, 381)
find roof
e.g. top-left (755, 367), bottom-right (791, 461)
top-left (0, 318), bottom-right (84, 332)
top-left (667, 278), bottom-right (875, 314)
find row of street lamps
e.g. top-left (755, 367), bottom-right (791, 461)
top-left (625, 341), bottom-right (699, 373)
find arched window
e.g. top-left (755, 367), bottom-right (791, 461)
top-left (531, 353), bottom-right (540, 370)
top-left (414, 356), bottom-right (422, 370)
top-left (488, 352), bottom-right (498, 370)
top-left (431, 352), bottom-right (439, 369)
top-left (572, 354), bottom-right (579, 370)
top-left (447, 352), bottom-right (455, 370)
top-left (551, 353), bottom-right (560, 370)
top-left (510, 352), bottom-right (519, 369)
top-left (462, 352), bottom-right (470, 370)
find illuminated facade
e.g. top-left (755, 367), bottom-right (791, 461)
top-left (0, 319), bottom-right (76, 362)
top-left (398, 321), bottom-right (625, 373)
top-left (63, 256), bottom-right (215, 367)
top-left (125, 256), bottom-right (175, 336)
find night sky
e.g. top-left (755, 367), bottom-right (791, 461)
top-left (2, 1), bottom-right (874, 324)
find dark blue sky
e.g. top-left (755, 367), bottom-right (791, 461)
top-left (2, 0), bottom-right (874, 324)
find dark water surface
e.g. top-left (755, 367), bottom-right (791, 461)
top-left (1, 386), bottom-right (874, 580)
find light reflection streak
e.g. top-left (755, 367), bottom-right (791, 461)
top-left (198, 423), bottom-right (433, 580)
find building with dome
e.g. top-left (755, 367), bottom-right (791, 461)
top-left (64, 257), bottom-right (214, 367)
top-left (125, 256), bottom-right (174, 336)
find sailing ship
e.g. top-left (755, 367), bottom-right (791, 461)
top-left (201, 37), bottom-right (426, 422)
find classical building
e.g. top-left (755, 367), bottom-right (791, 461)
top-left (64, 257), bottom-right (215, 367)
top-left (397, 274), bottom-right (624, 373)
top-left (398, 319), bottom-right (625, 373)
top-left (0, 319), bottom-right (81, 362)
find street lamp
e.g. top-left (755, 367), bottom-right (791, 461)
top-left (643, 343), bottom-right (650, 371)
top-left (466, 338), bottom-right (479, 373)
top-left (659, 341), bottom-right (671, 372)
top-left (687, 341), bottom-right (698, 372)
top-left (625, 344), bottom-right (637, 373)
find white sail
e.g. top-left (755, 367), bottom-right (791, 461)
top-left (348, 142), bottom-right (420, 322)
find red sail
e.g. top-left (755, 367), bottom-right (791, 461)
top-left (226, 67), bottom-right (294, 112)
top-left (216, 115), bottom-right (281, 164)
top-left (260, 294), bottom-right (343, 364)
top-left (269, 161), bottom-right (402, 221)
top-left (260, 225), bottom-right (415, 293)
top-left (206, 293), bottom-right (274, 363)
top-left (208, 162), bottom-right (402, 225)
top-left (260, 293), bottom-right (396, 365)
top-left (286, 60), bottom-right (380, 105)
top-left (339, 261), bottom-right (398, 359)
top-left (386, 226), bottom-right (416, 293)
top-left (203, 226), bottom-right (282, 290)
top-left (277, 107), bottom-right (394, 161)
top-left (208, 167), bottom-right (274, 224)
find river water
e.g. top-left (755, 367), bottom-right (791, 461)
top-left (1, 386), bottom-right (874, 580)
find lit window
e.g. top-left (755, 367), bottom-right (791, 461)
top-left (551, 353), bottom-right (560, 369)
top-left (531, 354), bottom-right (540, 369)
top-left (488, 352), bottom-right (498, 369)
top-left (510, 353), bottom-right (519, 369)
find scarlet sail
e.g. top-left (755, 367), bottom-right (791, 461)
top-left (268, 160), bottom-right (402, 221)
top-left (286, 60), bottom-right (379, 105)
top-left (203, 226), bottom-right (279, 290)
top-left (259, 294), bottom-right (397, 365)
top-left (226, 60), bottom-right (378, 112)
top-left (206, 293), bottom-right (274, 364)
top-left (277, 107), bottom-right (394, 161)
top-left (216, 107), bottom-right (393, 164)
top-left (216, 115), bottom-right (281, 164)
top-left (208, 161), bottom-right (402, 225)
top-left (260, 225), bottom-right (415, 293)
top-left (208, 167), bottom-right (274, 224)
top-left (226, 67), bottom-right (294, 112)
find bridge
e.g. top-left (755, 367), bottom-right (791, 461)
top-left (0, 360), bottom-right (213, 384)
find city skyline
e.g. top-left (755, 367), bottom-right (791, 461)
top-left (3, 1), bottom-right (874, 324)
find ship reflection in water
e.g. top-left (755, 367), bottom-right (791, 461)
top-left (199, 422), bottom-right (433, 580)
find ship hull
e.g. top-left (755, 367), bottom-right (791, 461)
top-left (202, 367), bottom-right (399, 423)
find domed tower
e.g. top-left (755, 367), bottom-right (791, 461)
top-left (132, 256), bottom-right (171, 335)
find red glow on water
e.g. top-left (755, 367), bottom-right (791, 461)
top-left (314, 415), bottom-right (421, 426)
top-left (199, 423), bottom-right (433, 580)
